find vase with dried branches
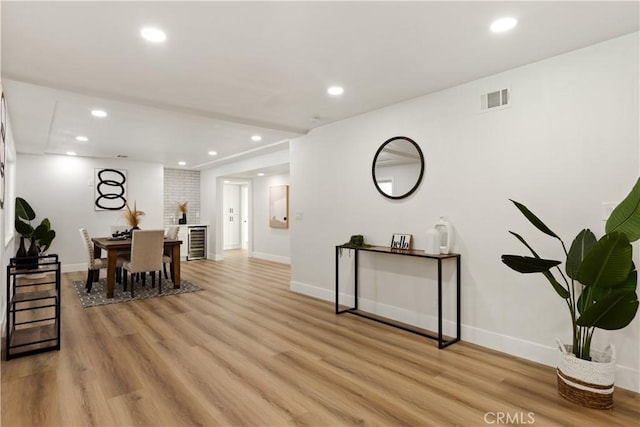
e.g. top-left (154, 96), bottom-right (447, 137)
top-left (124, 201), bottom-right (145, 230)
top-left (178, 201), bottom-right (188, 224)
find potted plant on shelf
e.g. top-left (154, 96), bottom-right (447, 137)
top-left (124, 201), bottom-right (145, 230)
top-left (178, 201), bottom-right (188, 224)
top-left (501, 178), bottom-right (639, 409)
top-left (338, 234), bottom-right (372, 257)
top-left (14, 197), bottom-right (56, 268)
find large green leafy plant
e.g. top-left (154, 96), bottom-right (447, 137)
top-left (15, 197), bottom-right (56, 253)
top-left (502, 178), bottom-right (639, 361)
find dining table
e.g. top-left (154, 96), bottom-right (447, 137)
top-left (91, 236), bottom-right (183, 298)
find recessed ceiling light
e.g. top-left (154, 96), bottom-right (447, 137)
top-left (251, 135), bottom-right (262, 142)
top-left (490, 17), bottom-right (518, 33)
top-left (178, 161), bottom-right (186, 166)
top-left (66, 151), bottom-right (77, 156)
top-left (327, 86), bottom-right (344, 96)
top-left (75, 136), bottom-right (88, 142)
top-left (91, 109), bottom-right (107, 118)
top-left (257, 173), bottom-right (265, 177)
top-left (208, 151), bottom-right (218, 156)
top-left (140, 27), bottom-right (167, 43)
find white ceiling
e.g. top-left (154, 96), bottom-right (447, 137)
top-left (2, 1), bottom-right (638, 170)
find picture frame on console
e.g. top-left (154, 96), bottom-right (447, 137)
top-left (390, 233), bottom-right (412, 250)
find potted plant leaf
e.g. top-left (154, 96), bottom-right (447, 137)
top-left (501, 178), bottom-right (639, 409)
top-left (15, 197), bottom-right (56, 268)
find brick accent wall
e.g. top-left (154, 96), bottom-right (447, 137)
top-left (163, 168), bottom-right (200, 224)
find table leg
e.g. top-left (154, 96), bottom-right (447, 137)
top-left (172, 245), bottom-right (181, 288)
top-left (106, 250), bottom-right (117, 298)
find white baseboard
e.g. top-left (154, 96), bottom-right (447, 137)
top-left (252, 252), bottom-right (291, 265)
top-left (62, 263), bottom-right (86, 273)
top-left (461, 325), bottom-right (640, 393)
top-left (291, 280), bottom-right (334, 301)
top-left (289, 280), bottom-right (639, 393)
top-left (208, 251), bottom-right (224, 261)
top-left (616, 364), bottom-right (640, 393)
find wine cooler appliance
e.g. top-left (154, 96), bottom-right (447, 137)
top-left (187, 226), bottom-right (207, 260)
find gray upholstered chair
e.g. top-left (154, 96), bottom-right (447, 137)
top-left (79, 228), bottom-right (123, 293)
top-left (163, 226), bottom-right (180, 281)
top-left (120, 229), bottom-right (164, 297)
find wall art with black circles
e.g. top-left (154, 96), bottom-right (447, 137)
top-left (94, 168), bottom-right (127, 210)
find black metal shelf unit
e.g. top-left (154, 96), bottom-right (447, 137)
top-left (335, 245), bottom-right (461, 349)
top-left (5, 254), bottom-right (61, 360)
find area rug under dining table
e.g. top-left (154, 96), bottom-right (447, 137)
top-left (73, 277), bottom-right (203, 308)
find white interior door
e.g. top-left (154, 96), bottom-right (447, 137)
top-left (223, 184), bottom-right (241, 249)
top-left (241, 184), bottom-right (249, 250)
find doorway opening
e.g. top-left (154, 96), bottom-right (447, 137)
top-left (223, 180), bottom-right (250, 257)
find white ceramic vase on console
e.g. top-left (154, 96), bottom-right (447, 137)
top-left (425, 228), bottom-right (439, 254)
top-left (434, 216), bottom-right (452, 254)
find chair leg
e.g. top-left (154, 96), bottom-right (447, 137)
top-left (85, 269), bottom-right (93, 293)
top-left (131, 272), bottom-right (135, 298)
top-left (151, 272), bottom-right (156, 289)
top-left (163, 263), bottom-right (169, 280)
top-left (158, 270), bottom-right (162, 294)
top-left (123, 270), bottom-right (128, 291)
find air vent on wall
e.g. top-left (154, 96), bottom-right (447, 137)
top-left (481, 88), bottom-right (510, 112)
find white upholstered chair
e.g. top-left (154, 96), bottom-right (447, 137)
top-left (120, 229), bottom-right (165, 297)
top-left (79, 228), bottom-right (123, 293)
top-left (163, 226), bottom-right (180, 281)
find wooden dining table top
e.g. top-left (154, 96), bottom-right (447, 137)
top-left (92, 236), bottom-right (183, 249)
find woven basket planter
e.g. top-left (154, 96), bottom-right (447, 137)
top-left (555, 338), bottom-right (616, 409)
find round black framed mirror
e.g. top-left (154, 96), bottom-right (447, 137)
top-left (372, 136), bottom-right (424, 200)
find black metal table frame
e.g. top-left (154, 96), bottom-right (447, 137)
top-left (335, 245), bottom-right (461, 349)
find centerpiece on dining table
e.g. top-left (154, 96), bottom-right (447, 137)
top-left (124, 201), bottom-right (145, 231)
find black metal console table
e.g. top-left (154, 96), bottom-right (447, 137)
top-left (335, 245), bottom-right (460, 349)
top-left (5, 254), bottom-right (61, 360)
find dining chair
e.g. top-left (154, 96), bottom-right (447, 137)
top-left (163, 226), bottom-right (180, 281)
top-left (79, 228), bottom-right (123, 293)
top-left (120, 229), bottom-right (165, 297)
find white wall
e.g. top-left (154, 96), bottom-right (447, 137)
top-left (1, 82), bottom-right (18, 329)
top-left (253, 173), bottom-right (290, 263)
top-left (290, 33), bottom-right (640, 391)
top-left (200, 148), bottom-right (289, 260)
top-left (16, 154), bottom-right (164, 271)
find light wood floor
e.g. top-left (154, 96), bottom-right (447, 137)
top-left (2, 250), bottom-right (639, 426)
